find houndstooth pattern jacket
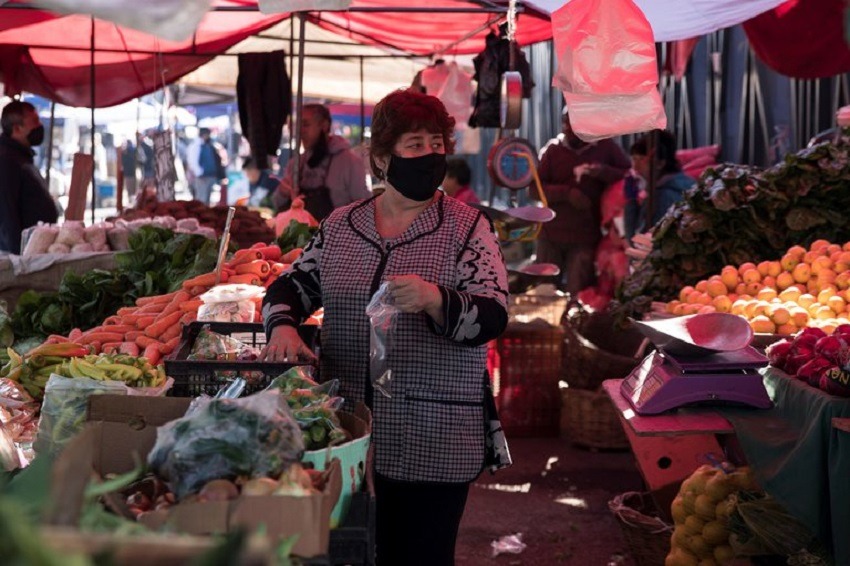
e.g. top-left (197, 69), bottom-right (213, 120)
top-left (263, 193), bottom-right (509, 483)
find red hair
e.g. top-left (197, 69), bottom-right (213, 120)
top-left (369, 89), bottom-right (456, 179)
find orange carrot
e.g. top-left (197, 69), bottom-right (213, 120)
top-left (46, 334), bottom-right (71, 344)
top-left (180, 299), bottom-right (204, 312)
top-left (119, 342), bottom-right (141, 356)
top-left (157, 290), bottom-right (191, 320)
top-left (121, 314), bottom-right (141, 325)
top-left (136, 292), bottom-right (178, 307)
top-left (159, 336), bottom-right (181, 355)
top-left (180, 312), bottom-right (197, 324)
top-left (89, 341), bottom-right (103, 355)
top-left (136, 335), bottom-right (164, 349)
top-left (144, 310), bottom-right (184, 339)
top-left (103, 316), bottom-right (123, 326)
top-left (159, 322), bottom-right (183, 343)
top-left (281, 247), bottom-right (303, 264)
top-left (226, 250), bottom-right (263, 268)
top-left (269, 262), bottom-right (287, 276)
top-left (93, 324), bottom-right (136, 334)
top-left (143, 344), bottom-right (162, 366)
top-left (137, 302), bottom-right (167, 315)
top-left (251, 242), bottom-right (268, 250)
top-left (181, 272), bottom-right (220, 290)
top-left (135, 316), bottom-right (157, 329)
top-left (79, 332), bottom-right (124, 345)
top-left (234, 260), bottom-right (270, 277)
top-left (264, 276), bottom-right (278, 289)
top-left (117, 307), bottom-right (138, 317)
top-left (101, 342), bottom-right (122, 354)
top-left (188, 285), bottom-right (208, 297)
top-left (227, 274), bottom-right (262, 286)
top-left (68, 328), bottom-right (83, 341)
top-left (125, 330), bottom-right (144, 341)
top-left (254, 245), bottom-right (282, 262)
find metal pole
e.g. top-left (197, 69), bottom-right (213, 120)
top-left (45, 100), bottom-right (55, 188)
top-left (90, 16), bottom-right (96, 225)
top-left (289, 20), bottom-right (296, 158)
top-left (292, 13), bottom-right (307, 195)
top-left (359, 56), bottom-right (365, 144)
top-left (645, 130), bottom-right (657, 232)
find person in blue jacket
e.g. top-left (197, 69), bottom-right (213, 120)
top-left (628, 130), bottom-right (694, 236)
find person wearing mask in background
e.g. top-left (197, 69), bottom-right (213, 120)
top-left (442, 157), bottom-right (480, 205)
top-left (629, 130), bottom-right (694, 235)
top-left (536, 107), bottom-right (631, 294)
top-left (188, 127), bottom-right (226, 205)
top-left (242, 156), bottom-right (280, 207)
top-left (274, 104), bottom-right (369, 220)
top-left (0, 101), bottom-right (58, 254)
top-left (261, 89), bottom-right (509, 566)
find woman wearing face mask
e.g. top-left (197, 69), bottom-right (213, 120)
top-left (273, 103), bottom-right (369, 220)
top-left (261, 89), bottom-right (509, 566)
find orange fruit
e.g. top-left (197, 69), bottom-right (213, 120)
top-left (695, 280), bottom-right (708, 293)
top-left (816, 305), bottom-right (834, 321)
top-left (750, 315), bottom-right (776, 334)
top-left (673, 303), bottom-right (688, 316)
top-left (769, 305), bottom-right (791, 325)
top-left (835, 271), bottom-right (850, 290)
top-left (781, 253), bottom-right (801, 272)
top-left (792, 263), bottom-right (811, 283)
top-left (810, 239), bottom-right (831, 251)
top-left (811, 256), bottom-right (833, 275)
top-left (778, 287), bottom-right (801, 303)
top-left (712, 295), bottom-right (732, 313)
top-left (828, 244), bottom-right (842, 255)
top-left (737, 262), bottom-right (757, 276)
top-left (686, 290), bottom-right (703, 304)
top-left (679, 285), bottom-right (695, 303)
top-left (698, 305), bottom-right (716, 314)
top-left (757, 261), bottom-right (771, 277)
top-left (706, 279), bottom-right (729, 298)
top-left (730, 299), bottom-right (749, 316)
top-left (720, 266), bottom-right (740, 290)
top-left (797, 293), bottom-right (817, 308)
top-left (762, 275), bottom-right (776, 289)
top-left (735, 283), bottom-right (748, 295)
top-left (776, 322), bottom-right (798, 336)
top-left (791, 308), bottom-right (810, 328)
top-left (746, 281), bottom-right (763, 296)
top-left (766, 261), bottom-right (782, 278)
top-left (756, 287), bottom-right (777, 302)
top-left (666, 300), bottom-right (680, 314)
top-left (742, 269), bottom-right (761, 285)
top-left (775, 272), bottom-right (795, 290)
top-left (843, 241), bottom-right (850, 252)
top-left (803, 250), bottom-right (820, 265)
top-left (817, 287), bottom-right (838, 305)
top-left (787, 245), bottom-right (807, 259)
top-left (828, 295), bottom-right (847, 314)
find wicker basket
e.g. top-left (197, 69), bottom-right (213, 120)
top-left (562, 321), bottom-right (643, 390)
top-left (560, 386), bottom-right (629, 450)
top-left (608, 492), bottom-right (672, 566)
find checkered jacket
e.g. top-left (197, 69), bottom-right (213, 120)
top-left (264, 193), bottom-right (509, 483)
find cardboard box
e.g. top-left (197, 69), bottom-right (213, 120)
top-left (85, 394), bottom-right (342, 557)
top-left (302, 404), bottom-right (372, 527)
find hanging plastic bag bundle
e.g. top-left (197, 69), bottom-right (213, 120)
top-left (366, 282), bottom-right (400, 398)
top-left (551, 0), bottom-right (667, 141)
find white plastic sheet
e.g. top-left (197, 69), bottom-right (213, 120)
top-left (552, 0), bottom-right (666, 141)
top-left (259, 0), bottom-right (352, 13)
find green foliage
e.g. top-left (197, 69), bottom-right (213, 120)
top-left (614, 130), bottom-right (850, 321)
top-left (276, 220), bottom-right (317, 254)
top-left (11, 227), bottom-right (222, 340)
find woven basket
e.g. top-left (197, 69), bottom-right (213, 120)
top-left (608, 492), bottom-right (672, 566)
top-left (562, 321), bottom-right (642, 390)
top-left (560, 386), bottom-right (629, 450)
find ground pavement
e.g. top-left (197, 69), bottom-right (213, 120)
top-left (456, 437), bottom-right (645, 566)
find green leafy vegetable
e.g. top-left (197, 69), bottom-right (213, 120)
top-left (276, 220), bottom-right (317, 254)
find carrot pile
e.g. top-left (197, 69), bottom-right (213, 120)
top-left (45, 243), bottom-right (303, 365)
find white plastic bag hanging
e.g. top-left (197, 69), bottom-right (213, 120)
top-left (551, 0), bottom-right (666, 141)
top-left (435, 62), bottom-right (475, 125)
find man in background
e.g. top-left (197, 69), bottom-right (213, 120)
top-left (442, 157), bottom-right (480, 205)
top-left (187, 127), bottom-right (226, 205)
top-left (0, 100), bottom-right (58, 254)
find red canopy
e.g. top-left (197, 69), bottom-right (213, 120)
top-left (0, 0), bottom-right (552, 108)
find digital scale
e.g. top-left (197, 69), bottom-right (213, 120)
top-left (620, 314), bottom-right (773, 415)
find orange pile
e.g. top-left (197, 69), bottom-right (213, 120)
top-left (665, 240), bottom-right (850, 335)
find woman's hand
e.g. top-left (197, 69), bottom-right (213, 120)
top-left (260, 325), bottom-right (317, 362)
top-left (387, 275), bottom-right (444, 326)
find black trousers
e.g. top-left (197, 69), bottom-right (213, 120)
top-left (374, 473), bottom-right (470, 566)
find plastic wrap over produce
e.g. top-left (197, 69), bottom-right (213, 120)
top-left (551, 0), bottom-right (666, 141)
top-left (148, 390), bottom-right (304, 499)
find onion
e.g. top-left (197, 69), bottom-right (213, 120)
top-left (199, 479), bottom-right (239, 502)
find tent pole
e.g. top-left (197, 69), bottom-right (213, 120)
top-left (90, 16), bottom-right (96, 225)
top-left (289, 20), bottom-right (296, 158)
top-left (45, 100), bottom-right (55, 189)
top-left (359, 57), bottom-right (365, 144)
top-left (292, 13), bottom-right (307, 195)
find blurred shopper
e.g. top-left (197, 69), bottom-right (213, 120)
top-left (187, 127), bottom-right (226, 205)
top-left (121, 138), bottom-right (138, 198)
top-left (536, 107), bottom-right (630, 293)
top-left (274, 104), bottom-right (369, 220)
top-left (243, 156), bottom-right (279, 207)
top-left (628, 130), bottom-right (694, 234)
top-left (0, 100), bottom-right (58, 254)
top-left (442, 157), bottom-right (479, 205)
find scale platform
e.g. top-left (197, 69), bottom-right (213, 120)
top-left (620, 346), bottom-right (773, 415)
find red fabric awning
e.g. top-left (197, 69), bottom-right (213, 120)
top-left (0, 1), bottom-right (286, 107)
top-left (743, 0), bottom-right (850, 79)
top-left (0, 0), bottom-right (553, 108)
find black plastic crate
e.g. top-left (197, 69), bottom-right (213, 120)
top-left (303, 490), bottom-right (376, 566)
top-left (164, 321), bottom-right (318, 397)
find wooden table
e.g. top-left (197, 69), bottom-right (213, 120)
top-left (602, 379), bottom-right (737, 518)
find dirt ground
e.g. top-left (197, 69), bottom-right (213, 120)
top-left (455, 437), bottom-right (646, 566)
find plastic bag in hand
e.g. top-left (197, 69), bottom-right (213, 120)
top-left (147, 390), bottom-right (304, 500)
top-left (366, 282), bottom-right (400, 398)
top-left (551, 0), bottom-right (666, 141)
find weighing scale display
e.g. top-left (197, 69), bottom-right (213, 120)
top-left (620, 349), bottom-right (772, 415)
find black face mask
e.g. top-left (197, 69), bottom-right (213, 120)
top-left (26, 125), bottom-right (45, 147)
top-left (386, 153), bottom-right (447, 202)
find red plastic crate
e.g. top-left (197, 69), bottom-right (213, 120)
top-left (489, 325), bottom-right (564, 437)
